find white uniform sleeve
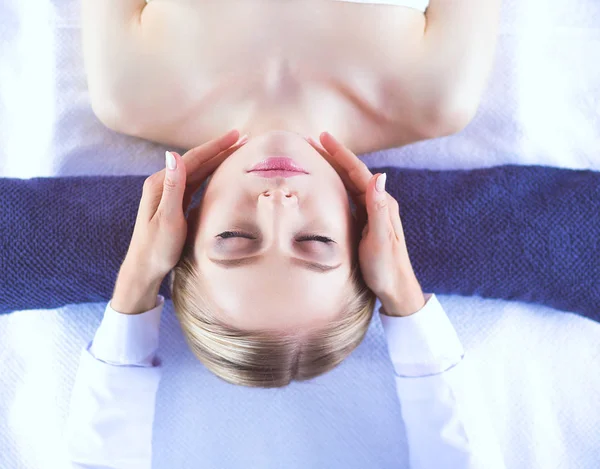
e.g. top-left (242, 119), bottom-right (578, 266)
top-left (65, 295), bottom-right (165, 469)
top-left (379, 293), bottom-right (505, 469)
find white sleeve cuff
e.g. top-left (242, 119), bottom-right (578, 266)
top-left (89, 295), bottom-right (165, 367)
top-left (379, 294), bottom-right (465, 378)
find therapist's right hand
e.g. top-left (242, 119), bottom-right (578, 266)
top-left (112, 130), bottom-right (248, 315)
top-left (306, 132), bottom-right (426, 317)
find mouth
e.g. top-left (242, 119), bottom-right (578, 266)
top-left (247, 157), bottom-right (309, 178)
top-left (248, 170), bottom-right (308, 178)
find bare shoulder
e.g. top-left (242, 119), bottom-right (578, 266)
top-left (81, 1), bottom-right (487, 153)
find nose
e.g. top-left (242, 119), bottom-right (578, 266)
top-left (260, 188), bottom-right (298, 207)
top-left (256, 187), bottom-right (299, 249)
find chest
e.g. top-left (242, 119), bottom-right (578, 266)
top-left (142, 0), bottom-right (426, 150)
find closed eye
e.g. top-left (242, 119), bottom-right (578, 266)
top-left (216, 232), bottom-right (335, 244)
top-left (296, 235), bottom-right (335, 244)
top-left (217, 231), bottom-right (255, 240)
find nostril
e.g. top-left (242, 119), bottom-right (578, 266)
top-left (285, 194), bottom-right (292, 198)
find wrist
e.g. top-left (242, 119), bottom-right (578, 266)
top-left (111, 260), bottom-right (164, 315)
top-left (379, 279), bottom-right (426, 317)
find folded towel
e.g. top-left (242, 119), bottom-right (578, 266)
top-left (1, 165), bottom-right (598, 321)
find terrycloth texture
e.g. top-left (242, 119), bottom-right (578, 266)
top-left (1, 165), bottom-right (599, 321)
top-left (2, 1), bottom-right (600, 468)
top-left (2, 296), bottom-right (600, 469)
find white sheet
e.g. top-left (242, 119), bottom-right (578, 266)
top-left (1, 0), bottom-right (599, 468)
top-left (2, 297), bottom-right (599, 469)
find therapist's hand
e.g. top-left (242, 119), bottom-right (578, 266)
top-left (306, 132), bottom-right (426, 317)
top-left (112, 130), bottom-right (248, 314)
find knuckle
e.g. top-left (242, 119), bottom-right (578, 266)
top-left (156, 208), bottom-right (171, 223)
top-left (163, 176), bottom-right (178, 192)
top-left (156, 207), bottom-right (177, 225)
top-left (375, 198), bottom-right (388, 211)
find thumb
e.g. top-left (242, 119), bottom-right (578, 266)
top-left (365, 173), bottom-right (392, 242)
top-left (158, 151), bottom-right (187, 219)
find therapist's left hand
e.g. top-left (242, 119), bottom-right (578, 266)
top-left (122, 129), bottom-right (249, 284)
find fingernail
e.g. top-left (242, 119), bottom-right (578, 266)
top-left (166, 151), bottom-right (177, 170)
top-left (237, 134), bottom-right (249, 145)
top-left (376, 173), bottom-right (387, 193)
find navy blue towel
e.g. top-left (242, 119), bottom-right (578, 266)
top-left (1, 165), bottom-right (598, 321)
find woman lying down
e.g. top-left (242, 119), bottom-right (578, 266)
top-left (66, 0), bottom-right (504, 467)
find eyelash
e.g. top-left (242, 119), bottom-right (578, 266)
top-left (217, 231), bottom-right (334, 244)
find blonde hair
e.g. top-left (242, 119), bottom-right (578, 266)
top-left (170, 242), bottom-right (376, 388)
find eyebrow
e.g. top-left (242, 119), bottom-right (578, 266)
top-left (208, 256), bottom-right (342, 273)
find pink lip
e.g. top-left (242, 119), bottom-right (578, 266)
top-left (249, 170), bottom-right (307, 178)
top-left (248, 157), bottom-right (308, 175)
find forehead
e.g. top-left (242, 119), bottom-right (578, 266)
top-left (197, 258), bottom-right (353, 331)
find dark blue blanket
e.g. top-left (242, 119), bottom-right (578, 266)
top-left (1, 165), bottom-right (598, 322)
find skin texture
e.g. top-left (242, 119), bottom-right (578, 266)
top-left (112, 129), bottom-right (250, 314)
top-left (100, 0), bottom-right (504, 323)
top-left (112, 129), bottom-right (427, 325)
top-left (190, 130), bottom-right (357, 331)
top-left (82, 0), bottom-right (502, 154)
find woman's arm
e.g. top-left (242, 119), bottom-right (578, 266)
top-left (380, 293), bottom-right (506, 469)
top-left (82, 0), bottom-right (183, 140)
top-left (394, 0), bottom-right (503, 140)
top-left (307, 134), bottom-right (506, 467)
top-left (65, 267), bottom-right (164, 469)
top-left (304, 133), bottom-right (504, 467)
top-left (65, 134), bottom-right (245, 467)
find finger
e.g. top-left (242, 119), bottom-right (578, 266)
top-left (185, 137), bottom-right (247, 188)
top-left (305, 135), bottom-right (357, 194)
top-left (305, 134), bottom-right (372, 210)
top-left (305, 136), bottom-right (328, 157)
top-left (305, 136), bottom-right (368, 229)
top-left (387, 194), bottom-right (405, 239)
top-left (365, 173), bottom-right (393, 243)
top-left (305, 136), bottom-right (347, 180)
top-left (318, 132), bottom-right (373, 200)
top-left (182, 129), bottom-right (243, 186)
top-left (139, 172), bottom-right (164, 222)
top-left (181, 137), bottom-right (250, 213)
top-left (157, 151), bottom-right (187, 219)
top-left (175, 151), bottom-right (194, 212)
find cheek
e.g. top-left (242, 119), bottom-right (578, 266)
top-left (199, 172), bottom-right (231, 218)
top-left (312, 187), bottom-right (355, 256)
top-left (186, 209), bottom-right (202, 240)
top-left (192, 188), bottom-right (227, 246)
top-left (318, 184), bottom-right (352, 227)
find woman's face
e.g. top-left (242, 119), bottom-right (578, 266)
top-left (191, 130), bottom-right (356, 332)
